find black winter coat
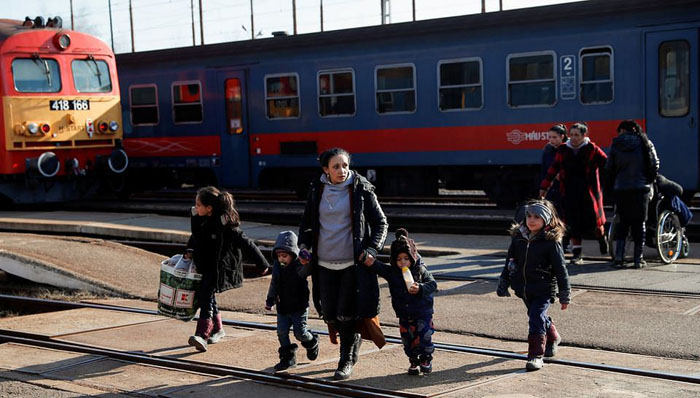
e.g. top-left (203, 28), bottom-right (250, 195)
top-left (187, 215), bottom-right (269, 292)
top-left (266, 258), bottom-right (312, 315)
top-left (369, 257), bottom-right (437, 319)
top-left (299, 172), bottom-right (388, 319)
top-left (606, 132), bottom-right (659, 192)
top-left (499, 227), bottom-right (571, 303)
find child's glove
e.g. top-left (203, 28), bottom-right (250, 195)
top-left (496, 278), bottom-right (511, 297)
top-left (359, 247), bottom-right (378, 263)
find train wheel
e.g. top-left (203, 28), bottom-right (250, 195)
top-left (656, 210), bottom-right (682, 264)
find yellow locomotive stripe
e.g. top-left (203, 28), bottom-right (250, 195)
top-left (3, 95), bottom-right (123, 151)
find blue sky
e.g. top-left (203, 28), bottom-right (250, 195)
top-left (8, 0), bottom-right (585, 53)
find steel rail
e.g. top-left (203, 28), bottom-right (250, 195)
top-left (433, 274), bottom-right (700, 299)
top-left (1, 294), bottom-right (699, 385)
top-left (0, 330), bottom-right (424, 398)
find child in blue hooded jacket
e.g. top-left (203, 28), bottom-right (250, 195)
top-left (364, 228), bottom-right (437, 375)
top-left (265, 230), bottom-right (319, 371)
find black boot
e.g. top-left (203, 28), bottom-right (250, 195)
top-left (333, 323), bottom-right (355, 380)
top-left (612, 239), bottom-right (626, 267)
top-left (350, 333), bottom-right (362, 365)
top-left (419, 354), bottom-right (433, 374)
top-left (274, 344), bottom-right (298, 371)
top-left (633, 244), bottom-right (646, 268)
top-left (408, 356), bottom-right (420, 375)
top-left (301, 333), bottom-right (319, 361)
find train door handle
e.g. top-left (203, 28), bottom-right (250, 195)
top-left (690, 116), bottom-right (697, 128)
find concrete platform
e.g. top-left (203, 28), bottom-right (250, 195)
top-left (0, 302), bottom-right (698, 397)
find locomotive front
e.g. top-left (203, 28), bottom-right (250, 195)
top-left (0, 17), bottom-right (127, 203)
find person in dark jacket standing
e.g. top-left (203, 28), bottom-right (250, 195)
top-left (497, 199), bottom-right (571, 371)
top-left (265, 230), bottom-right (319, 371)
top-left (540, 123), bottom-right (608, 264)
top-left (299, 147), bottom-right (388, 380)
top-left (364, 228), bottom-right (438, 375)
top-left (606, 120), bottom-right (659, 268)
top-left (186, 186), bottom-right (270, 352)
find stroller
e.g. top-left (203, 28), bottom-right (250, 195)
top-left (607, 175), bottom-right (691, 264)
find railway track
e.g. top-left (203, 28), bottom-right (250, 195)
top-left (1, 294), bottom-right (698, 387)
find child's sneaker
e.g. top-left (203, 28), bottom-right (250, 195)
top-left (419, 354), bottom-right (432, 374)
top-left (408, 357), bottom-right (420, 375)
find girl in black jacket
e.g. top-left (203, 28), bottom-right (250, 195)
top-left (186, 186), bottom-right (270, 352)
top-left (497, 199), bottom-right (571, 371)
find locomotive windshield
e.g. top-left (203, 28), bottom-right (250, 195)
top-left (12, 57), bottom-right (61, 92)
top-left (72, 58), bottom-right (112, 93)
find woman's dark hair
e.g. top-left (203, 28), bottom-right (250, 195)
top-left (196, 186), bottom-right (240, 226)
top-left (549, 124), bottom-right (568, 142)
top-left (570, 122), bottom-right (588, 135)
top-left (617, 119), bottom-right (643, 135)
top-left (318, 147), bottom-right (351, 168)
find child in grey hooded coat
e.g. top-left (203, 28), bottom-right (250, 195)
top-left (265, 230), bottom-right (319, 371)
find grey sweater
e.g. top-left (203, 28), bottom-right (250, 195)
top-left (317, 171), bottom-right (355, 269)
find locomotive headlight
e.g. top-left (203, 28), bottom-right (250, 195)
top-left (109, 121), bottom-right (119, 132)
top-left (53, 33), bottom-right (71, 50)
top-left (27, 122), bottom-right (39, 135)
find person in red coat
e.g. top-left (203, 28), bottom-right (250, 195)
top-left (539, 123), bottom-right (608, 264)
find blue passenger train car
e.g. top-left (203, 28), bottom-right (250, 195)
top-left (116, 0), bottom-right (699, 205)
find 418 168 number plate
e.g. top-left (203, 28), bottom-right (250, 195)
top-left (49, 99), bottom-right (90, 111)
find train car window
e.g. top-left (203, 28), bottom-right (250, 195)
top-left (507, 52), bottom-right (556, 107)
top-left (12, 58), bottom-right (61, 93)
top-left (130, 85), bottom-right (159, 125)
top-left (265, 73), bottom-right (300, 119)
top-left (438, 58), bottom-right (483, 111)
top-left (375, 64), bottom-right (416, 114)
top-left (172, 81), bottom-right (203, 123)
top-left (72, 59), bottom-right (112, 92)
top-left (659, 40), bottom-right (690, 117)
top-left (580, 47), bottom-right (613, 104)
top-left (225, 79), bottom-right (243, 133)
top-left (318, 69), bottom-right (356, 117)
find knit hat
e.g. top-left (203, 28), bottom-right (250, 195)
top-left (390, 228), bottom-right (418, 267)
top-left (525, 202), bottom-right (552, 226)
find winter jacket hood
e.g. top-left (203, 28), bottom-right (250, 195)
top-left (273, 230), bottom-right (300, 259)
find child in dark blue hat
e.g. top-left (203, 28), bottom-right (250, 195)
top-left (265, 230), bottom-right (319, 371)
top-left (363, 228), bottom-right (437, 375)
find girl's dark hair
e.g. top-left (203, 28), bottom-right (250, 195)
top-left (319, 147), bottom-right (351, 168)
top-left (570, 122), bottom-right (588, 135)
top-left (196, 186), bottom-right (240, 226)
top-left (509, 199), bottom-right (565, 241)
top-left (549, 124), bottom-right (568, 142)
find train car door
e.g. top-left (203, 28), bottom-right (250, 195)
top-left (645, 28), bottom-right (699, 191)
top-left (216, 70), bottom-right (250, 187)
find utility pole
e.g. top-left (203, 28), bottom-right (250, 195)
top-left (191, 0), bottom-right (196, 45)
top-left (250, 0), bottom-right (255, 40)
top-left (481, 0), bottom-right (486, 13)
top-left (499, 0), bottom-right (503, 11)
top-left (129, 0), bottom-right (135, 52)
top-left (199, 0), bottom-right (204, 45)
top-left (108, 0), bottom-right (115, 51)
top-left (292, 0), bottom-right (297, 35)
top-left (69, 0), bottom-right (74, 30)
top-left (381, 0), bottom-right (390, 25)
top-left (320, 0), bottom-right (324, 31)
top-left (412, 0), bottom-right (415, 21)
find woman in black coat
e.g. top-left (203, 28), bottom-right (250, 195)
top-left (606, 120), bottom-right (659, 268)
top-left (299, 148), bottom-right (388, 380)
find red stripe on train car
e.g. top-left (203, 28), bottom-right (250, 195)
top-left (250, 120), bottom-right (630, 155)
top-left (123, 136), bottom-right (221, 157)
